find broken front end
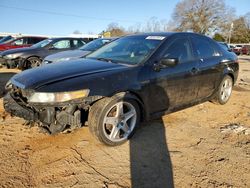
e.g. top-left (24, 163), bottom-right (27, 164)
top-left (4, 83), bottom-right (99, 134)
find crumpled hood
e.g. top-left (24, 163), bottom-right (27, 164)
top-left (1, 46), bottom-right (38, 55)
top-left (44, 50), bottom-right (91, 63)
top-left (11, 58), bottom-right (127, 89)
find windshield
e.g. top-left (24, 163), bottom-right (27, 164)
top-left (0, 36), bottom-right (14, 44)
top-left (32, 39), bottom-right (52, 48)
top-left (87, 36), bottom-right (164, 64)
top-left (80, 38), bottom-right (112, 51)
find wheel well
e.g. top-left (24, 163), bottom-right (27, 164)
top-left (25, 56), bottom-right (41, 62)
top-left (88, 91), bottom-right (146, 122)
top-left (116, 91), bottom-right (146, 122)
top-left (22, 56), bottom-right (41, 69)
top-left (227, 73), bottom-right (235, 84)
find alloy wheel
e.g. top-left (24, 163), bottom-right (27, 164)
top-left (220, 77), bottom-right (233, 102)
top-left (103, 101), bottom-right (137, 142)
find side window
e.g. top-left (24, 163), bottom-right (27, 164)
top-left (163, 38), bottom-right (192, 63)
top-left (52, 40), bottom-right (71, 49)
top-left (23, 38), bottom-right (29, 45)
top-left (191, 37), bottom-right (219, 59)
top-left (12, 38), bottom-right (24, 45)
top-left (72, 39), bottom-right (85, 48)
top-left (27, 37), bottom-right (35, 44)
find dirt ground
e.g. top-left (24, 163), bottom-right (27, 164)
top-left (0, 57), bottom-right (249, 188)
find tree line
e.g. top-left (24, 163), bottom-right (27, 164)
top-left (104, 0), bottom-right (250, 43)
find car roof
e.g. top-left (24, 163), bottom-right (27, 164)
top-left (49, 37), bottom-right (86, 40)
top-left (15, 36), bottom-right (47, 38)
top-left (126, 32), bottom-right (208, 38)
top-left (100, 37), bottom-right (118, 40)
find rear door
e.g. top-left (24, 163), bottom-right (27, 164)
top-left (71, 39), bottom-right (85, 49)
top-left (190, 36), bottom-right (223, 99)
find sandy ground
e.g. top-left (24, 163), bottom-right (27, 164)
top-left (0, 57), bottom-right (249, 188)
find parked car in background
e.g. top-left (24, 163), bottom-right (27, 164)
top-left (0, 37), bottom-right (86, 69)
top-left (233, 45), bottom-right (242, 55)
top-left (241, 45), bottom-right (250, 55)
top-left (4, 32), bottom-right (238, 146)
top-left (0, 36), bottom-right (47, 51)
top-left (42, 37), bottom-right (117, 65)
top-left (0, 35), bottom-right (14, 44)
top-left (229, 45), bottom-right (235, 51)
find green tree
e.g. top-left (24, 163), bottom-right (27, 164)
top-left (231, 17), bottom-right (250, 43)
top-left (213, 33), bottom-right (225, 42)
top-left (106, 23), bottom-right (126, 37)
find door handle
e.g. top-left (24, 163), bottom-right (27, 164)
top-left (190, 67), bottom-right (199, 74)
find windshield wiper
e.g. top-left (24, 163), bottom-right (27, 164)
top-left (96, 57), bottom-right (117, 63)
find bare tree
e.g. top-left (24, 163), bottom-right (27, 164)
top-left (73, 30), bottom-right (82, 34)
top-left (144, 17), bottom-right (161, 32)
top-left (171, 0), bottom-right (235, 34)
top-left (244, 12), bottom-right (250, 29)
top-left (127, 23), bottom-right (143, 34)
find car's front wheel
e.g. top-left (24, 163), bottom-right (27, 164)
top-left (212, 75), bottom-right (233, 105)
top-left (88, 95), bottom-right (140, 146)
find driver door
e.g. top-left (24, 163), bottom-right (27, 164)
top-left (149, 37), bottom-right (199, 113)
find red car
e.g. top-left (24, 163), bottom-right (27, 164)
top-left (0, 36), bottom-right (47, 51)
top-left (233, 45), bottom-right (242, 55)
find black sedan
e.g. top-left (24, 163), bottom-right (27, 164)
top-left (42, 37), bottom-right (117, 65)
top-left (0, 37), bottom-right (85, 69)
top-left (4, 32), bottom-right (239, 146)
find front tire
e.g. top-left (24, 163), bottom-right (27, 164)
top-left (88, 95), bottom-right (140, 146)
top-left (212, 75), bottom-right (233, 105)
top-left (27, 57), bottom-right (42, 69)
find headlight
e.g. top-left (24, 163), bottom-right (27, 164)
top-left (28, 89), bottom-right (90, 103)
top-left (5, 54), bottom-right (19, 59)
top-left (5, 80), bottom-right (12, 90)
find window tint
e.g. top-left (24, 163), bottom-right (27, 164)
top-left (27, 37), bottom-right (41, 44)
top-left (12, 38), bottom-right (24, 45)
top-left (52, 40), bottom-right (71, 49)
top-left (80, 38), bottom-right (111, 51)
top-left (192, 37), bottom-right (218, 58)
top-left (163, 38), bottom-right (192, 63)
top-left (72, 39), bottom-right (85, 48)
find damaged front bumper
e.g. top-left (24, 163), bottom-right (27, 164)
top-left (0, 56), bottom-right (24, 68)
top-left (4, 93), bottom-right (39, 121)
top-left (3, 90), bottom-right (102, 133)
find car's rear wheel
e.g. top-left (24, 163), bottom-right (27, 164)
top-left (212, 75), bottom-right (233, 105)
top-left (88, 95), bottom-right (140, 146)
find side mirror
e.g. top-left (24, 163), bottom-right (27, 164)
top-left (160, 58), bottom-right (179, 68)
top-left (154, 58), bottom-right (178, 71)
top-left (160, 58), bottom-right (178, 67)
top-left (48, 46), bottom-right (55, 50)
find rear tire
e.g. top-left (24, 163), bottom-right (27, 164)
top-left (88, 95), bottom-right (140, 146)
top-left (211, 75), bottom-right (233, 105)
